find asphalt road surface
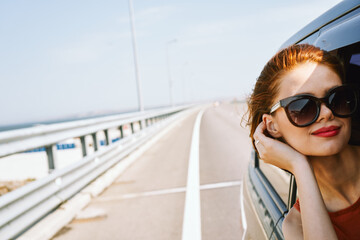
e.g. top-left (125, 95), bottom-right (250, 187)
top-left (53, 102), bottom-right (252, 240)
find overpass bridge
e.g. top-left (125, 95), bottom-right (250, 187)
top-left (0, 102), bottom-right (252, 240)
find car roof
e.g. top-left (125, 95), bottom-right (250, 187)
top-left (280, 0), bottom-right (360, 49)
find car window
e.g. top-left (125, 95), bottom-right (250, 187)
top-left (342, 42), bottom-right (360, 85)
top-left (338, 42), bottom-right (360, 145)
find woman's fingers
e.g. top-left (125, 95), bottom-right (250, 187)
top-left (253, 121), bottom-right (268, 146)
top-left (254, 121), bottom-right (285, 162)
top-left (253, 121), bottom-right (268, 157)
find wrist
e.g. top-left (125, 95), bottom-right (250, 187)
top-left (291, 155), bottom-right (311, 176)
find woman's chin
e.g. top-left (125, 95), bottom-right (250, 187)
top-left (294, 140), bottom-right (347, 157)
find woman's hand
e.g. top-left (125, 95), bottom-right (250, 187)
top-left (253, 121), bottom-right (307, 174)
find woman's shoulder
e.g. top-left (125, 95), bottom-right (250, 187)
top-left (282, 207), bottom-right (303, 240)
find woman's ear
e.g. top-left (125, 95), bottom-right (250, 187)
top-left (262, 114), bottom-right (282, 138)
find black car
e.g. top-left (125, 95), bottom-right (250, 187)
top-left (242, 1), bottom-right (360, 239)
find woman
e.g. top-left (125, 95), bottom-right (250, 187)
top-left (247, 44), bottom-right (360, 239)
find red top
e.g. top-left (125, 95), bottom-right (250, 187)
top-left (294, 197), bottom-right (360, 240)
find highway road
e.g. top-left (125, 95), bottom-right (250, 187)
top-left (53, 102), bottom-right (252, 240)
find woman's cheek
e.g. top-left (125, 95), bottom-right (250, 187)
top-left (280, 126), bottom-right (322, 155)
top-left (283, 135), bottom-right (313, 155)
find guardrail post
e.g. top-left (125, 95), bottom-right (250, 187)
top-left (104, 129), bottom-right (109, 145)
top-left (130, 123), bottom-right (134, 134)
top-left (119, 125), bottom-right (124, 139)
top-left (80, 136), bottom-right (87, 157)
top-left (45, 145), bottom-right (57, 173)
top-left (92, 133), bottom-right (98, 151)
top-left (145, 119), bottom-right (148, 127)
top-left (138, 120), bottom-right (142, 130)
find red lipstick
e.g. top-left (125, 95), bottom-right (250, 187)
top-left (312, 126), bottom-right (340, 137)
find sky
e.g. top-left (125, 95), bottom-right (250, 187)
top-left (0, 0), bottom-right (342, 128)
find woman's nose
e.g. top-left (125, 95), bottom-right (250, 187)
top-left (317, 103), bottom-right (334, 122)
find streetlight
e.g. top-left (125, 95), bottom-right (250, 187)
top-left (128, 0), bottom-right (144, 112)
top-left (166, 39), bottom-right (177, 107)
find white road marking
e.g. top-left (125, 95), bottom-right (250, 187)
top-left (93, 180), bottom-right (242, 202)
top-left (182, 110), bottom-right (204, 240)
top-left (239, 181), bottom-right (247, 240)
top-left (200, 181), bottom-right (241, 190)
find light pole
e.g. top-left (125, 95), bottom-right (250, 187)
top-left (166, 39), bottom-right (177, 107)
top-left (128, 0), bottom-right (144, 112)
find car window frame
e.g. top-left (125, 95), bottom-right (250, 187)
top-left (247, 150), bottom-right (289, 239)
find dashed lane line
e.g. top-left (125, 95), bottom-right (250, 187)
top-left (199, 181), bottom-right (241, 191)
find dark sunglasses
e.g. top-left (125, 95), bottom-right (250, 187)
top-left (269, 85), bottom-right (358, 127)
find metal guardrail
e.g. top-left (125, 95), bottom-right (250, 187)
top-left (0, 105), bottom-right (192, 239)
top-left (0, 106), bottom-right (189, 157)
